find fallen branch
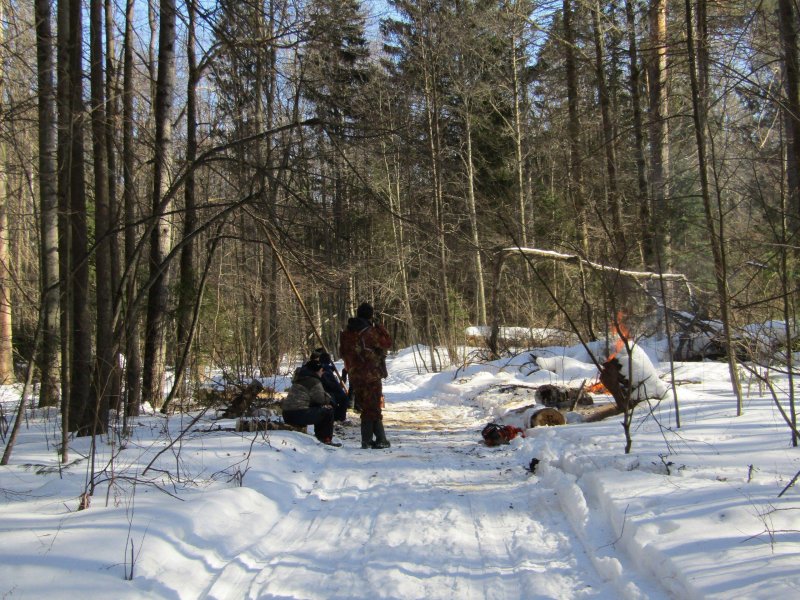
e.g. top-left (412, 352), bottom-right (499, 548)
top-left (500, 247), bottom-right (690, 284)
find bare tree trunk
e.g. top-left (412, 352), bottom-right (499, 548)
top-left (58, 0), bottom-right (92, 435)
top-left (778, 0), bottom-right (800, 239)
top-left (0, 0), bottom-right (15, 385)
top-left (142, 0), bottom-right (177, 410)
top-left (464, 115), bottom-right (487, 325)
top-left (259, 5), bottom-right (281, 374)
top-left (625, 0), bottom-right (651, 267)
top-left (56, 0), bottom-right (72, 458)
top-left (168, 0), bottom-right (198, 412)
top-left (778, 0), bottom-right (800, 445)
top-left (378, 87), bottom-right (415, 340)
top-left (253, 5), bottom-right (268, 373)
top-left (423, 58), bottom-right (454, 364)
top-left (684, 0), bottom-right (742, 415)
top-left (105, 0), bottom-right (122, 411)
top-left (122, 0), bottom-right (142, 418)
top-left (90, 0), bottom-right (112, 433)
top-left (563, 0), bottom-right (588, 256)
top-left (648, 0), bottom-right (671, 269)
top-left (35, 0), bottom-right (61, 407)
top-left (591, 0), bottom-right (625, 256)
top-left (509, 0), bottom-right (529, 249)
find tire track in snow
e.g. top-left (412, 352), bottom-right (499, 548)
top-left (201, 403), bottom-right (666, 599)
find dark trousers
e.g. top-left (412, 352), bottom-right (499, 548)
top-left (333, 398), bottom-right (348, 422)
top-left (283, 407), bottom-right (334, 441)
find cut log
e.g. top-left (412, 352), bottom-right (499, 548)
top-left (535, 383), bottom-right (593, 409)
top-left (581, 403), bottom-right (623, 423)
top-left (528, 406), bottom-right (566, 427)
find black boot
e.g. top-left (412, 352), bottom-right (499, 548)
top-left (373, 420), bottom-right (391, 449)
top-left (360, 420), bottom-right (375, 449)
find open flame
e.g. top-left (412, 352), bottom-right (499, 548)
top-left (584, 311), bottom-right (630, 395)
top-left (608, 310), bottom-right (630, 360)
top-left (584, 380), bottom-right (609, 394)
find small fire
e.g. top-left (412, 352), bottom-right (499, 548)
top-left (584, 312), bottom-right (630, 395)
top-left (608, 310), bottom-right (630, 360)
top-left (585, 380), bottom-right (609, 394)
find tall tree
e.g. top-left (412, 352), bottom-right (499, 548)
top-left (591, 0), bottom-right (625, 256)
top-left (302, 0), bottom-right (371, 335)
top-left (0, 0), bottom-right (15, 384)
top-left (563, 0), bottom-right (588, 256)
top-left (122, 0), bottom-right (142, 418)
top-left (778, 0), bottom-right (800, 240)
top-left (35, 0), bottom-right (60, 405)
top-left (142, 0), bottom-right (177, 409)
top-left (684, 0), bottom-right (742, 415)
top-left (448, 0), bottom-right (494, 326)
top-left (625, 0), bottom-right (650, 267)
top-left (647, 0), bottom-right (670, 269)
top-left (90, 0), bottom-right (112, 432)
top-left (168, 0), bottom-right (199, 412)
top-left (384, 0), bottom-right (457, 364)
top-left (58, 0), bottom-right (93, 434)
top-left (505, 0), bottom-right (532, 250)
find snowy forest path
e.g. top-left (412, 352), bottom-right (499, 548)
top-left (201, 399), bottom-right (667, 599)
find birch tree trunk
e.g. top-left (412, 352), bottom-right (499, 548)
top-left (35, 0), bottom-right (61, 406)
top-left (169, 0), bottom-right (198, 411)
top-left (142, 0), bottom-right (176, 409)
top-left (464, 114), bottom-right (487, 325)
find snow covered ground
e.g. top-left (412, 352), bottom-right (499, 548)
top-left (1, 342), bottom-right (799, 599)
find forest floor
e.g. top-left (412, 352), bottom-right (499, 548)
top-left (1, 343), bottom-right (798, 599)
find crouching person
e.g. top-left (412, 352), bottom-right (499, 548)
top-left (281, 360), bottom-right (337, 446)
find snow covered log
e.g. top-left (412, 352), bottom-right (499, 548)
top-left (498, 404), bottom-right (567, 428)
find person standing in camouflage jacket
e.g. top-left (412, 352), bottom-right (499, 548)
top-left (339, 303), bottom-right (392, 449)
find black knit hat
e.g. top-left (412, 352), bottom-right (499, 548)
top-left (356, 302), bottom-right (374, 320)
top-left (306, 359), bottom-right (322, 373)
